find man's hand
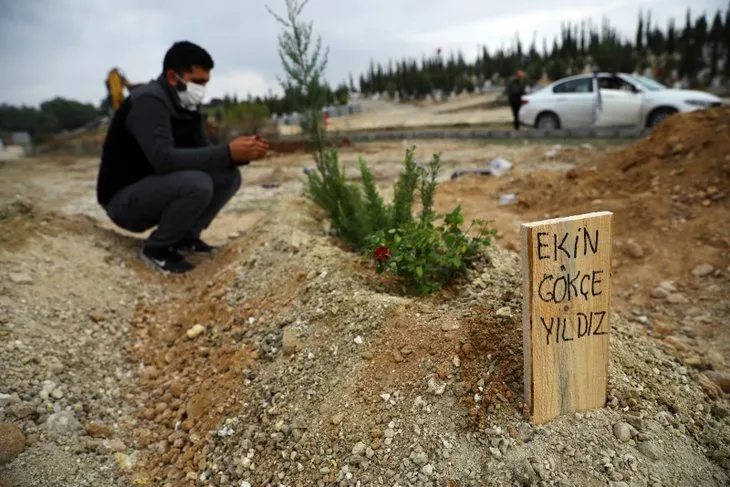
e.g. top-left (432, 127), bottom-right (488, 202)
top-left (228, 135), bottom-right (269, 164)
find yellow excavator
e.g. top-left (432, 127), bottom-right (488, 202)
top-left (105, 68), bottom-right (143, 111)
top-left (104, 67), bottom-right (221, 143)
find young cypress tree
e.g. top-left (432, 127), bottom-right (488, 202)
top-left (267, 0), bottom-right (329, 162)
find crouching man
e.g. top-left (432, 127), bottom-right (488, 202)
top-left (96, 41), bottom-right (268, 273)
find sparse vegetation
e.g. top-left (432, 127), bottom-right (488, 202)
top-left (269, 1), bottom-right (493, 294)
top-left (306, 146), bottom-right (494, 294)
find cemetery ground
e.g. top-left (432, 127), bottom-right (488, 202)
top-left (1, 108), bottom-right (729, 486)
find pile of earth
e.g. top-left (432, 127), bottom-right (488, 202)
top-left (510, 106), bottom-right (730, 285)
top-left (120, 196), bottom-right (729, 486)
top-left (436, 106), bottom-right (730, 384)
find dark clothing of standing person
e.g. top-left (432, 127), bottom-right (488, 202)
top-left (96, 41), bottom-right (269, 273)
top-left (506, 72), bottom-right (526, 130)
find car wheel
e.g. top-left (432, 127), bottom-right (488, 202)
top-left (536, 112), bottom-right (560, 130)
top-left (647, 108), bottom-right (677, 129)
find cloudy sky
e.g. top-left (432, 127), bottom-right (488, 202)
top-left (0, 0), bottom-right (724, 106)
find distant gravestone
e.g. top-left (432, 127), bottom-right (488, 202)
top-left (11, 132), bottom-right (31, 147)
top-left (521, 212), bottom-right (613, 424)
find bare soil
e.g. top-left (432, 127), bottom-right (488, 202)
top-left (1, 114), bottom-right (729, 486)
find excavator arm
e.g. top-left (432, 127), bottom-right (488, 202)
top-left (104, 67), bottom-right (220, 141)
top-left (105, 68), bottom-right (143, 111)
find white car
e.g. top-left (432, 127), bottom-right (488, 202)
top-left (519, 72), bottom-right (723, 130)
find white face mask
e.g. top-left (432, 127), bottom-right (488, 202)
top-left (177, 76), bottom-right (206, 111)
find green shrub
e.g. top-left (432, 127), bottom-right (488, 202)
top-left (305, 146), bottom-right (494, 294)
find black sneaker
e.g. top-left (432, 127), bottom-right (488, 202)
top-left (174, 237), bottom-right (219, 255)
top-left (140, 245), bottom-right (194, 274)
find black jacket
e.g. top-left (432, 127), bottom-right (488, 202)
top-left (96, 75), bottom-right (232, 206)
top-left (506, 77), bottom-right (525, 105)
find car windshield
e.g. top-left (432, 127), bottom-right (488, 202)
top-left (625, 74), bottom-right (667, 91)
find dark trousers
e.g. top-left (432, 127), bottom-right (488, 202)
top-left (510, 102), bottom-right (521, 130)
top-left (105, 168), bottom-right (242, 248)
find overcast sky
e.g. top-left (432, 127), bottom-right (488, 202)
top-left (0, 0), bottom-right (724, 106)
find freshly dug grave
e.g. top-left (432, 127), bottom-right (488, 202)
top-left (122, 197), bottom-right (729, 486)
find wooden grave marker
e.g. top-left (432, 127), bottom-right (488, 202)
top-left (520, 211), bottom-right (613, 424)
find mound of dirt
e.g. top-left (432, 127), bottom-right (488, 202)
top-left (122, 197), bottom-right (729, 486)
top-left (438, 106), bottom-right (730, 370)
top-left (516, 106), bottom-right (730, 213)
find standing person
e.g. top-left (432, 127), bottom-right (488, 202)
top-left (96, 41), bottom-right (269, 274)
top-left (506, 69), bottom-right (526, 130)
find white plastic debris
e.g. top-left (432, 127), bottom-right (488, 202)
top-left (488, 158), bottom-right (513, 177)
top-left (499, 193), bottom-right (517, 206)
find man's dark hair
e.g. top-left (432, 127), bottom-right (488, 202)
top-left (162, 41), bottom-right (214, 74)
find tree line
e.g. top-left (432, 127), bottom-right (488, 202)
top-left (2, 6), bottom-right (729, 143)
top-left (355, 7), bottom-right (730, 99)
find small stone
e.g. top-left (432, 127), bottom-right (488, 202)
top-left (392, 350), bottom-right (404, 363)
top-left (421, 464), bottom-right (434, 476)
top-left (638, 441), bottom-right (661, 460)
top-left (137, 366), bottom-right (160, 380)
top-left (186, 393), bottom-right (207, 420)
top-left (351, 441), bottom-right (366, 456)
top-left (461, 343), bottom-right (474, 356)
top-left (282, 328), bottom-right (302, 356)
top-left (371, 437), bottom-right (382, 450)
top-left (410, 451), bottom-right (428, 466)
top-left (496, 307), bottom-right (512, 318)
top-left (0, 423), bottom-right (26, 465)
top-left (427, 376), bottom-right (446, 396)
top-left (613, 422), bottom-right (632, 442)
top-left (46, 411), bottom-right (83, 435)
top-left (650, 287), bottom-right (669, 299)
top-left (104, 438), bottom-right (127, 452)
top-left (88, 313), bottom-right (106, 323)
top-left (666, 293), bottom-right (688, 304)
top-left (489, 447), bottom-right (503, 459)
top-left (331, 414), bottom-right (343, 426)
top-left (609, 482), bottom-right (630, 487)
top-left (659, 280), bottom-right (677, 292)
top-left (186, 324), bottom-right (205, 339)
top-left (353, 335), bottom-right (364, 345)
top-left (0, 394), bottom-right (12, 408)
top-left (8, 403), bottom-right (33, 419)
top-left (692, 264), bottom-right (714, 277)
top-left (85, 422), bottom-right (112, 439)
top-left (8, 272), bottom-right (33, 284)
top-left (440, 320), bottom-right (460, 331)
top-left (626, 240), bottom-right (644, 258)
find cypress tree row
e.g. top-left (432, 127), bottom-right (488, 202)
top-left (351, 6), bottom-right (730, 99)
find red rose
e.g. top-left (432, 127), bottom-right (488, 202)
top-left (374, 246), bottom-right (391, 261)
